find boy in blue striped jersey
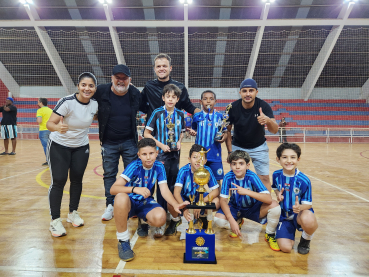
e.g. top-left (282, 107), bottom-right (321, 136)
top-left (144, 84), bottom-right (185, 237)
top-left (273, 143), bottom-right (318, 254)
top-left (190, 90), bottom-right (227, 185)
top-left (110, 138), bottom-right (189, 261)
top-left (167, 144), bottom-right (220, 235)
top-left (214, 150), bottom-right (281, 251)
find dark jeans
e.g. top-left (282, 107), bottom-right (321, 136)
top-left (48, 140), bottom-right (90, 220)
top-left (39, 130), bottom-right (50, 157)
top-left (101, 138), bottom-right (138, 206)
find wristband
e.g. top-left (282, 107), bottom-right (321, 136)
top-left (132, 186), bottom-right (135, 193)
top-left (228, 151), bottom-right (232, 154)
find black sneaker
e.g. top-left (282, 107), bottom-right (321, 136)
top-left (137, 220), bottom-right (149, 237)
top-left (42, 162), bottom-right (48, 166)
top-left (164, 218), bottom-right (182, 236)
top-left (298, 237), bottom-right (311, 255)
top-left (118, 240), bottom-right (135, 261)
top-left (198, 216), bottom-right (208, 230)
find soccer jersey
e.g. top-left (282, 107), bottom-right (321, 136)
top-left (272, 169), bottom-right (313, 220)
top-left (192, 110), bottom-right (226, 162)
top-left (175, 163), bottom-right (219, 200)
top-left (220, 170), bottom-right (269, 208)
top-left (49, 93), bottom-right (98, 148)
top-left (145, 106), bottom-right (185, 154)
top-left (121, 160), bottom-right (167, 201)
top-left (36, 106), bottom-right (53, 131)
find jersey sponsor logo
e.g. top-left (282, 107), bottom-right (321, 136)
top-left (217, 168), bottom-right (223, 175)
top-left (285, 183), bottom-right (290, 191)
top-left (208, 123), bottom-right (212, 126)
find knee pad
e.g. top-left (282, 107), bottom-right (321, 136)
top-left (214, 217), bottom-right (230, 229)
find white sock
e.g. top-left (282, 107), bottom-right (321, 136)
top-left (170, 214), bottom-right (180, 222)
top-left (213, 217), bottom-right (230, 229)
top-left (302, 230), bottom-right (314, 240)
top-left (265, 206), bottom-right (281, 235)
top-left (116, 230), bottom-right (130, 242)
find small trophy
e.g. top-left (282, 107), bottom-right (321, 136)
top-left (165, 112), bottom-right (177, 151)
top-left (214, 103), bottom-right (232, 141)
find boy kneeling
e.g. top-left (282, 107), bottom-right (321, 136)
top-left (110, 138), bottom-right (189, 261)
top-left (214, 150), bottom-right (281, 251)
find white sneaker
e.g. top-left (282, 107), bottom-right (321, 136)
top-left (153, 224), bottom-right (165, 238)
top-left (67, 210), bottom-right (84, 227)
top-left (49, 218), bottom-right (67, 237)
top-left (101, 204), bottom-right (114, 221)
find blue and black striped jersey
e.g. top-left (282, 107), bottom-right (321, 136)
top-left (121, 159), bottom-right (167, 201)
top-left (174, 163), bottom-right (219, 200)
top-left (272, 169), bottom-right (313, 220)
top-left (220, 170), bottom-right (269, 208)
top-left (192, 110), bottom-right (226, 162)
top-left (145, 106), bottom-right (185, 153)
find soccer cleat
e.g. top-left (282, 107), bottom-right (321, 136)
top-left (49, 218), bottom-right (67, 237)
top-left (164, 219), bottom-right (182, 236)
top-left (137, 220), bottom-right (149, 237)
top-left (229, 218), bottom-right (244, 238)
top-left (153, 225), bottom-right (165, 238)
top-left (101, 204), bottom-right (114, 221)
top-left (67, 210), bottom-right (84, 227)
top-left (297, 237), bottom-right (311, 255)
top-left (265, 233), bottom-right (280, 251)
top-left (118, 240), bottom-right (135, 261)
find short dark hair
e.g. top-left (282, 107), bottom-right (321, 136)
top-left (276, 143), bottom-right (302, 159)
top-left (201, 90), bottom-right (216, 100)
top-left (39, 98), bottom-right (48, 106)
top-left (137, 138), bottom-right (156, 150)
top-left (154, 53), bottom-right (171, 66)
top-left (78, 72), bottom-right (97, 86)
top-left (189, 144), bottom-right (207, 159)
top-left (162, 84), bottom-right (181, 98)
top-left (228, 150), bottom-right (250, 164)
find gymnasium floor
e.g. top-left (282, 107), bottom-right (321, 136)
top-left (0, 140), bottom-right (368, 277)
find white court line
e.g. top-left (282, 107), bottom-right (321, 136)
top-left (0, 266), bottom-right (333, 276)
top-left (0, 167), bottom-right (44, 181)
top-left (269, 160), bottom-right (369, 203)
top-left (114, 230), bottom-right (139, 274)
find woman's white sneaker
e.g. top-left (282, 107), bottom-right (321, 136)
top-left (67, 210), bottom-right (84, 227)
top-left (101, 204), bottom-right (114, 221)
top-left (49, 218), bottom-right (67, 237)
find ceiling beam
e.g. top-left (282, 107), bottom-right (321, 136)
top-left (245, 2), bottom-right (270, 79)
top-left (0, 61), bottom-right (20, 97)
top-left (0, 18), bottom-right (368, 28)
top-left (300, 2), bottom-right (355, 100)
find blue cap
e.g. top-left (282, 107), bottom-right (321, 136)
top-left (240, 78), bottom-right (257, 90)
top-left (6, 97), bottom-right (14, 103)
top-left (112, 64), bottom-right (131, 77)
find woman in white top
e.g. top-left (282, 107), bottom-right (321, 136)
top-left (46, 72), bottom-right (98, 237)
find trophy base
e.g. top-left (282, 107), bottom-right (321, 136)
top-left (167, 142), bottom-right (178, 151)
top-left (183, 253), bottom-right (217, 264)
top-left (186, 203), bottom-right (216, 210)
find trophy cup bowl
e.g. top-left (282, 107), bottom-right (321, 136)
top-left (194, 166), bottom-right (210, 206)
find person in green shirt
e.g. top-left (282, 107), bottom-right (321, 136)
top-left (37, 98), bottom-right (53, 166)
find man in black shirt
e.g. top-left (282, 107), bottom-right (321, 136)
top-left (140, 53), bottom-right (200, 122)
top-left (94, 65), bottom-right (142, 221)
top-left (0, 97), bottom-right (17, 155)
top-left (225, 79), bottom-right (278, 191)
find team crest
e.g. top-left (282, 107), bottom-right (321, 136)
top-left (217, 168), bottom-right (223, 175)
top-left (176, 119), bottom-right (180, 125)
top-left (215, 122), bottom-right (218, 127)
top-left (293, 187), bottom-right (300, 194)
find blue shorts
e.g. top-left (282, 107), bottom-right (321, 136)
top-left (206, 160), bottom-right (224, 180)
top-left (232, 142), bottom-right (269, 176)
top-left (275, 214), bottom-right (302, 241)
top-left (216, 201), bottom-right (267, 224)
top-left (128, 197), bottom-right (162, 221)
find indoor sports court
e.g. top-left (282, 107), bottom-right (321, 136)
top-left (0, 1), bottom-right (369, 276)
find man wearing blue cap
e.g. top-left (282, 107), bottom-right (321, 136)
top-left (94, 64), bottom-right (143, 221)
top-left (225, 78), bottom-right (278, 191)
top-left (0, 97), bottom-right (17, 155)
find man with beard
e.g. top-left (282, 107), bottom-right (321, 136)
top-left (94, 65), bottom-right (142, 221)
top-left (140, 53), bottom-right (200, 122)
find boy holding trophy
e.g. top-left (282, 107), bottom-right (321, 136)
top-left (190, 90), bottom-right (230, 185)
top-left (144, 84), bottom-right (185, 237)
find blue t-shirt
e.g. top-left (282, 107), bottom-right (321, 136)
top-left (272, 169), bottom-right (313, 220)
top-left (175, 163), bottom-right (219, 200)
top-left (220, 170), bottom-right (269, 209)
top-left (122, 159), bottom-right (167, 201)
top-left (185, 117), bottom-right (192, 128)
top-left (145, 106), bottom-right (185, 154)
top-left (192, 110), bottom-right (226, 162)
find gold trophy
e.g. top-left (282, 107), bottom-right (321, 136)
top-left (187, 194), bottom-right (196, 234)
top-left (214, 103), bottom-right (232, 141)
top-left (193, 148), bottom-right (210, 206)
top-left (165, 112), bottom-right (177, 151)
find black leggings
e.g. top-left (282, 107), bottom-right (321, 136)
top-left (47, 140), bottom-right (90, 220)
